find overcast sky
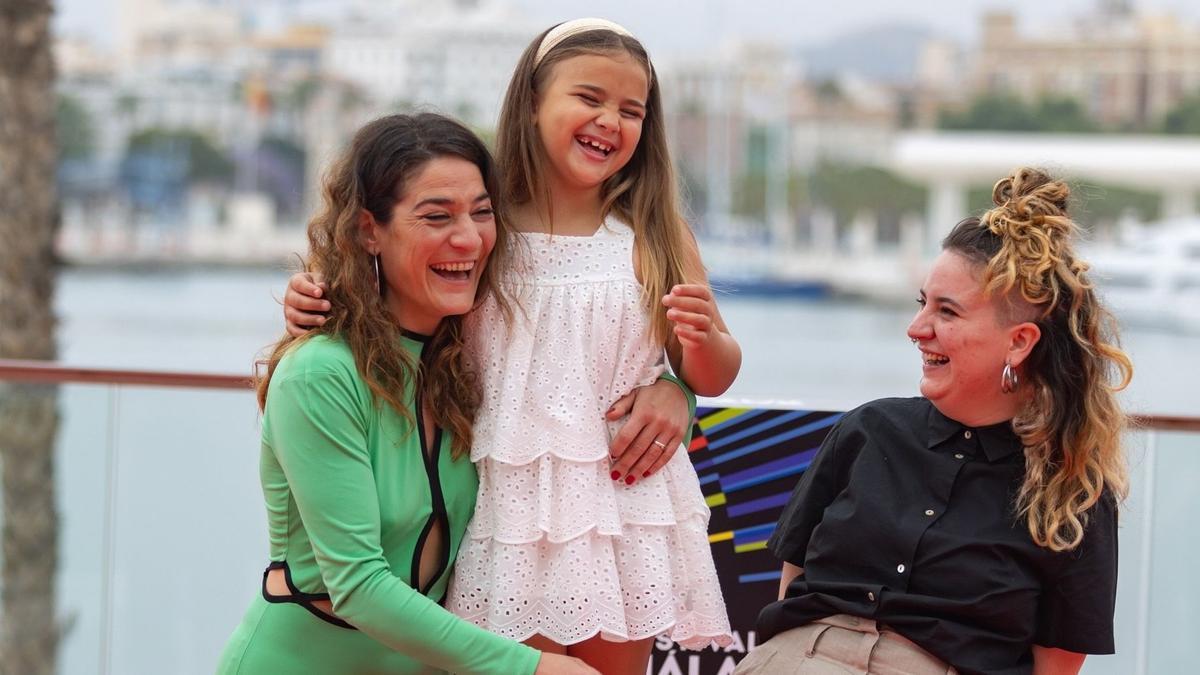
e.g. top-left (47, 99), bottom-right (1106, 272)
top-left (54, 0), bottom-right (1200, 56)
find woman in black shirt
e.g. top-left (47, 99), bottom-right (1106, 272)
top-left (739, 168), bottom-right (1132, 675)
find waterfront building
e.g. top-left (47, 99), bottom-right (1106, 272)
top-left (324, 0), bottom-right (534, 127)
top-left (116, 0), bottom-right (249, 78)
top-left (250, 24), bottom-right (328, 84)
top-left (973, 5), bottom-right (1200, 128)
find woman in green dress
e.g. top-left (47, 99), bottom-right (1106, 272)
top-left (217, 113), bottom-right (597, 675)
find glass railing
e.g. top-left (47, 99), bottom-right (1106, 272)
top-left (0, 361), bottom-right (259, 675)
top-left (0, 360), bottom-right (1195, 675)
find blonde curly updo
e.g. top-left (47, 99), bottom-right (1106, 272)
top-left (943, 167), bottom-right (1133, 552)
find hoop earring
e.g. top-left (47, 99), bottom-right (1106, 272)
top-left (1000, 361), bottom-right (1019, 394)
top-left (373, 254), bottom-right (383, 296)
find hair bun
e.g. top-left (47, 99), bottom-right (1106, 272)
top-left (990, 167), bottom-right (1070, 224)
top-left (977, 167), bottom-right (1085, 311)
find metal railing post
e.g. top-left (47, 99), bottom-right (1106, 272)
top-left (98, 384), bottom-right (121, 675)
top-left (1134, 430), bottom-right (1158, 675)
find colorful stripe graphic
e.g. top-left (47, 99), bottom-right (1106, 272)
top-left (691, 408), bottom-right (844, 591)
top-left (652, 405), bottom-right (844, 673)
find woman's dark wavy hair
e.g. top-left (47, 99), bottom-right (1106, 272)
top-left (257, 113), bottom-right (512, 459)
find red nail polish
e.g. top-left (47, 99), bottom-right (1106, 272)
top-left (625, 475), bottom-right (636, 485)
top-left (611, 471), bottom-right (621, 480)
top-left (642, 471), bottom-right (650, 478)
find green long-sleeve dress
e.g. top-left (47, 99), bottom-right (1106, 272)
top-left (217, 333), bottom-right (540, 675)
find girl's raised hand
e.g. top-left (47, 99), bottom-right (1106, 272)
top-left (661, 282), bottom-right (740, 397)
top-left (662, 284), bottom-right (718, 349)
top-left (283, 272), bottom-right (330, 337)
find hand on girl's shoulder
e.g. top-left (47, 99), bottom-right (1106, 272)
top-left (284, 271), bottom-right (330, 336)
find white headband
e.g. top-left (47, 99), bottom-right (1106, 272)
top-left (533, 17), bottom-right (638, 68)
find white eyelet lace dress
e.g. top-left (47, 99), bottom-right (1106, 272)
top-left (445, 219), bottom-right (732, 649)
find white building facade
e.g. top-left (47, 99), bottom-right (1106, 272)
top-left (324, 1), bottom-right (535, 127)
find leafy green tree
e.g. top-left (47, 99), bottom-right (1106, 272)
top-left (1159, 94), bottom-right (1200, 134)
top-left (116, 91), bottom-right (139, 117)
top-left (939, 93), bottom-right (1099, 133)
top-left (815, 79), bottom-right (842, 102)
top-left (1032, 96), bottom-right (1099, 133)
top-left (1074, 182), bottom-right (1160, 224)
top-left (732, 125), bottom-right (800, 220)
top-left (126, 128), bottom-right (235, 184)
top-left (965, 180), bottom-right (1158, 229)
top-left (808, 162), bottom-right (927, 226)
top-left (57, 94), bottom-right (94, 160)
top-left (940, 93), bottom-right (1039, 131)
top-left (732, 171), bottom-right (768, 218)
top-left (730, 164), bottom-right (922, 243)
top-left (287, 77), bottom-right (321, 112)
top-left (744, 125), bottom-right (770, 173)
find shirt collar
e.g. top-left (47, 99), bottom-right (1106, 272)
top-left (926, 401), bottom-right (1023, 462)
top-left (399, 329), bottom-right (431, 357)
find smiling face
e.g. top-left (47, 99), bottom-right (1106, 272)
top-left (362, 156), bottom-right (496, 335)
top-left (906, 250), bottom-right (1040, 426)
top-left (532, 51), bottom-right (649, 198)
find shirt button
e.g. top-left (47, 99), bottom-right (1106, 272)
top-left (867, 591), bottom-right (876, 601)
top-left (954, 453), bottom-right (965, 460)
top-left (897, 564), bottom-right (906, 573)
top-left (964, 430), bottom-right (972, 439)
top-left (925, 509), bottom-right (935, 516)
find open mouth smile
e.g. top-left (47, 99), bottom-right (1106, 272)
top-left (430, 261), bottom-right (475, 282)
top-left (575, 135), bottom-right (614, 157)
top-left (920, 349), bottom-right (949, 367)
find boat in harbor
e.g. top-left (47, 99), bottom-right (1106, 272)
top-left (1084, 220), bottom-right (1200, 333)
top-left (699, 231), bottom-right (833, 299)
top-left (708, 274), bottom-right (830, 299)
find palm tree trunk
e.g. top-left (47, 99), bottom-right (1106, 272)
top-left (0, 1), bottom-right (62, 673)
top-left (0, 388), bottom-right (60, 675)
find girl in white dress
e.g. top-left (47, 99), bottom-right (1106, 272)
top-left (446, 19), bottom-right (738, 672)
top-left (287, 18), bottom-right (739, 674)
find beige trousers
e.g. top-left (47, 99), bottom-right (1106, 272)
top-left (735, 615), bottom-right (958, 675)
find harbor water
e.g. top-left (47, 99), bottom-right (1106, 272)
top-left (57, 267), bottom-right (1198, 415)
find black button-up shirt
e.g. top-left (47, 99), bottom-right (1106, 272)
top-left (758, 397), bottom-right (1118, 675)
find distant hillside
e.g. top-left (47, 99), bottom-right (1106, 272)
top-left (800, 23), bottom-right (935, 84)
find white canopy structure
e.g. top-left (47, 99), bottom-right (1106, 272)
top-left (890, 132), bottom-right (1200, 251)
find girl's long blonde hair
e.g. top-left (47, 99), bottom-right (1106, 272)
top-left (944, 167), bottom-right (1132, 552)
top-left (257, 114), bottom-right (512, 459)
top-left (494, 24), bottom-right (703, 345)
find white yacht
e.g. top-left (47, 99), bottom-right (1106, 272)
top-left (1085, 220), bottom-right (1200, 333)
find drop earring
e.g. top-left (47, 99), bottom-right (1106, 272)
top-left (1000, 360), bottom-right (1019, 394)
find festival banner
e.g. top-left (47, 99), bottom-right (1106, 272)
top-left (649, 405), bottom-right (841, 675)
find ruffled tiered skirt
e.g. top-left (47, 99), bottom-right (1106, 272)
top-left (448, 224), bottom-right (732, 648)
top-left (446, 433), bottom-right (732, 649)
